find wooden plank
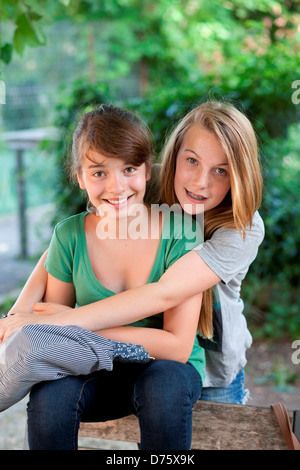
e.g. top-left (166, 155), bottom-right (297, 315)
top-left (79, 402), bottom-right (294, 450)
top-left (190, 401), bottom-right (291, 450)
top-left (79, 415), bottom-right (140, 444)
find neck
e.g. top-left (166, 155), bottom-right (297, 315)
top-left (94, 203), bottom-right (151, 241)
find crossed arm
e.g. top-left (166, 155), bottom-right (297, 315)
top-left (0, 248), bottom-right (220, 358)
top-left (41, 270), bottom-right (203, 362)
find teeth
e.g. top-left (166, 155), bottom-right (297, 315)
top-left (187, 190), bottom-right (205, 200)
top-left (107, 197), bottom-right (128, 205)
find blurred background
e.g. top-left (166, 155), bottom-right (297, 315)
top-left (0, 0), bottom-right (300, 448)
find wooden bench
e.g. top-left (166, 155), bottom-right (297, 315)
top-left (79, 401), bottom-right (300, 450)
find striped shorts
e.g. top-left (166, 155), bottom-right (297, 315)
top-left (0, 324), bottom-right (150, 412)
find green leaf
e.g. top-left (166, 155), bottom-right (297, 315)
top-left (13, 12), bottom-right (46, 55)
top-left (0, 43), bottom-right (13, 64)
top-left (13, 26), bottom-right (26, 55)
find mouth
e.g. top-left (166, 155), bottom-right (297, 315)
top-left (103, 194), bottom-right (134, 207)
top-left (185, 189), bottom-right (207, 202)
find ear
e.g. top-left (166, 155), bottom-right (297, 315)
top-left (76, 171), bottom-right (86, 190)
top-left (145, 161), bottom-right (151, 182)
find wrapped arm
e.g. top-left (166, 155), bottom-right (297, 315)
top-left (96, 291), bottom-right (203, 363)
top-left (7, 250), bottom-right (218, 326)
top-left (0, 250), bottom-right (215, 343)
top-left (53, 250), bottom-right (219, 331)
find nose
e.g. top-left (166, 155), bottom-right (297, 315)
top-left (192, 168), bottom-right (210, 189)
top-left (106, 172), bottom-right (127, 194)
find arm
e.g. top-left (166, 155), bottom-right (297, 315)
top-left (43, 273), bottom-right (75, 308)
top-left (0, 272), bottom-right (76, 342)
top-left (2, 250), bottom-right (218, 338)
top-left (0, 253), bottom-right (205, 352)
top-left (3, 219), bottom-right (261, 336)
top-left (8, 250), bottom-right (48, 315)
top-left (96, 291), bottom-right (203, 362)
top-left (43, 261), bottom-right (202, 361)
top-left (7, 250), bottom-right (73, 316)
top-left (1, 272), bottom-right (202, 359)
top-left (45, 217), bottom-right (262, 329)
top-left (37, 250), bottom-right (219, 331)
top-left (29, 272), bottom-right (203, 361)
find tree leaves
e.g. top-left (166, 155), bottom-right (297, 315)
top-left (1, 0), bottom-right (67, 63)
top-left (13, 12), bottom-right (46, 55)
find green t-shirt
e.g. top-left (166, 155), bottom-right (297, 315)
top-left (45, 210), bottom-right (205, 383)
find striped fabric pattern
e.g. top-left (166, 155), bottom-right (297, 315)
top-left (0, 324), bottom-right (150, 412)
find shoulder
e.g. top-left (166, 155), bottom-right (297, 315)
top-left (55, 211), bottom-right (87, 230)
top-left (46, 213), bottom-right (87, 281)
top-left (250, 211), bottom-right (265, 241)
top-left (207, 210), bottom-right (264, 249)
top-left (54, 212), bottom-right (87, 240)
top-left (194, 211), bottom-right (264, 283)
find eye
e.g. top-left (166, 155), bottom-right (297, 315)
top-left (187, 157), bottom-right (198, 165)
top-left (93, 171), bottom-right (105, 178)
top-left (124, 166), bottom-right (137, 174)
top-left (216, 168), bottom-right (227, 176)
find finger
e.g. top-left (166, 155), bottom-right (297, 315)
top-left (2, 330), bottom-right (11, 343)
top-left (31, 303), bottom-right (46, 312)
top-left (0, 325), bottom-right (10, 343)
top-left (33, 306), bottom-right (53, 316)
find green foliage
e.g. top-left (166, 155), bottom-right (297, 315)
top-left (261, 124), bottom-right (300, 283)
top-left (0, 0), bottom-right (68, 70)
top-left (126, 85), bottom-right (211, 154)
top-left (243, 123), bottom-right (300, 340)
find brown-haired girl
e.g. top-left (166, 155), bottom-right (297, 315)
top-left (0, 103), bottom-right (203, 450)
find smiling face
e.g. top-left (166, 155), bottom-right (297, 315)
top-left (174, 125), bottom-right (231, 214)
top-left (77, 149), bottom-right (151, 216)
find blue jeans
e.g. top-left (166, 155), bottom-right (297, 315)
top-left (27, 360), bottom-right (202, 450)
top-left (200, 369), bottom-right (248, 404)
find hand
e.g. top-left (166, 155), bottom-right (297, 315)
top-left (0, 312), bottom-right (42, 343)
top-left (32, 302), bottom-right (72, 316)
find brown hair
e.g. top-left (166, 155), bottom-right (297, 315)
top-left (70, 104), bottom-right (153, 182)
top-left (159, 100), bottom-right (263, 338)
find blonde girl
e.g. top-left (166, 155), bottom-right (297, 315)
top-left (1, 101), bottom-right (264, 417)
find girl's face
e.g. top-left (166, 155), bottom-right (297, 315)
top-left (77, 149), bottom-right (151, 216)
top-left (174, 125), bottom-right (231, 214)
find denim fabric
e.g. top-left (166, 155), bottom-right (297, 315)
top-left (27, 360), bottom-right (202, 450)
top-left (199, 368), bottom-right (249, 404)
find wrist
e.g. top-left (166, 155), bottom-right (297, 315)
top-left (8, 304), bottom-right (33, 316)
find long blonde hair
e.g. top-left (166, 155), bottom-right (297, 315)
top-left (159, 101), bottom-right (263, 338)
